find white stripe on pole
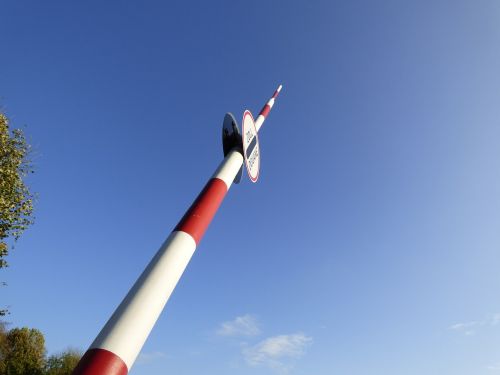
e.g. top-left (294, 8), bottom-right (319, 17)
top-left (254, 115), bottom-right (266, 132)
top-left (212, 150), bottom-right (244, 187)
top-left (89, 231), bottom-right (196, 368)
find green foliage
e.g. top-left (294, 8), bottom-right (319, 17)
top-left (45, 349), bottom-right (82, 375)
top-left (0, 325), bottom-right (81, 375)
top-left (0, 113), bottom-right (35, 316)
top-left (0, 327), bottom-right (46, 375)
top-left (0, 322), bottom-right (8, 374)
top-left (0, 113), bottom-right (34, 265)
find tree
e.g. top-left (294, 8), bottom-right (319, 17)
top-left (0, 324), bottom-right (81, 375)
top-left (45, 349), bottom-right (82, 375)
top-left (0, 113), bottom-right (35, 315)
top-left (0, 327), bottom-right (46, 375)
top-left (0, 322), bottom-right (8, 374)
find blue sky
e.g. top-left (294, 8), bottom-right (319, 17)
top-left (1, 1), bottom-right (500, 374)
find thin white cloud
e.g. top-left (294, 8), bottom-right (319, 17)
top-left (492, 314), bottom-right (500, 326)
top-left (449, 313), bottom-right (500, 336)
top-left (486, 363), bottom-right (500, 371)
top-left (449, 321), bottom-right (480, 336)
top-left (242, 333), bottom-right (312, 371)
top-left (449, 321), bottom-right (479, 330)
top-left (217, 314), bottom-right (261, 337)
top-left (136, 351), bottom-right (166, 365)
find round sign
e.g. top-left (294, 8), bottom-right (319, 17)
top-left (242, 110), bottom-right (260, 182)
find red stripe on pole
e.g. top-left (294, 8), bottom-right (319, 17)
top-left (174, 178), bottom-right (228, 244)
top-left (72, 348), bottom-right (128, 375)
top-left (259, 104), bottom-right (271, 118)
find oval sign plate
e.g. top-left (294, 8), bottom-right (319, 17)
top-left (242, 110), bottom-right (260, 182)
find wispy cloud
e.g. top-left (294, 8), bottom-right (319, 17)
top-left (491, 314), bottom-right (500, 326)
top-left (449, 313), bottom-right (500, 336)
top-left (136, 351), bottom-right (166, 365)
top-left (449, 321), bottom-right (480, 336)
top-left (486, 363), bottom-right (500, 371)
top-left (217, 314), bottom-right (261, 337)
top-left (242, 333), bottom-right (313, 372)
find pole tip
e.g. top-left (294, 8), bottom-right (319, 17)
top-left (277, 84), bottom-right (283, 92)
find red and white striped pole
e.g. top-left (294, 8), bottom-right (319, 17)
top-left (255, 84), bottom-right (281, 132)
top-left (72, 85), bottom-right (282, 375)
